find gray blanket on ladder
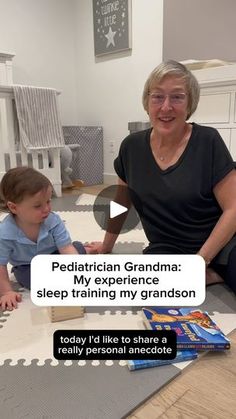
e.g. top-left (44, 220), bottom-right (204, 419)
top-left (13, 85), bottom-right (65, 150)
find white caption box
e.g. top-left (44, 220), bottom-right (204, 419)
top-left (31, 254), bottom-right (205, 306)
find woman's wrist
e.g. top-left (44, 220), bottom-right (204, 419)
top-left (203, 257), bottom-right (211, 267)
top-left (102, 244), bottom-right (113, 254)
top-left (197, 252), bottom-right (211, 267)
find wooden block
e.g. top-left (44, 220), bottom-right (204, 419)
top-left (48, 306), bottom-right (84, 322)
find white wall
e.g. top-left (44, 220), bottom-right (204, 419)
top-left (0, 0), bottom-right (163, 180)
top-left (0, 0), bottom-right (78, 124)
top-left (75, 0), bottom-right (163, 181)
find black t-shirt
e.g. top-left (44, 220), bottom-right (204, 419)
top-left (114, 123), bottom-right (234, 253)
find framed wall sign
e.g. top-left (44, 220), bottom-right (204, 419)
top-left (93, 0), bottom-right (132, 56)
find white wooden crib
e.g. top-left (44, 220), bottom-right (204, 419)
top-left (0, 53), bottom-right (62, 196)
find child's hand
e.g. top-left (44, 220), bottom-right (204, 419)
top-left (0, 291), bottom-right (22, 311)
top-left (84, 242), bottom-right (104, 254)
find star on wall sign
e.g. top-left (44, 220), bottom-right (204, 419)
top-left (93, 0), bottom-right (131, 56)
top-left (105, 26), bottom-right (117, 48)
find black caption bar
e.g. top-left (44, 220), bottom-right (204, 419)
top-left (53, 330), bottom-right (177, 360)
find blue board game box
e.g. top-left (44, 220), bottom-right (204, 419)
top-left (128, 349), bottom-right (198, 371)
top-left (142, 307), bottom-right (230, 350)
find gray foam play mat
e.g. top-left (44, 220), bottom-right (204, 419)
top-left (1, 193), bottom-right (235, 418)
top-left (0, 284), bottom-right (235, 419)
top-left (0, 360), bottom-right (180, 419)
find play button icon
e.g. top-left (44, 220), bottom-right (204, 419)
top-left (93, 185), bottom-right (141, 234)
top-left (110, 201), bottom-right (128, 219)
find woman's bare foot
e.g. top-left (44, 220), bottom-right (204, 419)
top-left (206, 267), bottom-right (224, 285)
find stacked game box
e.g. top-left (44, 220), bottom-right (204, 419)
top-left (128, 307), bottom-right (230, 371)
top-left (142, 307), bottom-right (230, 350)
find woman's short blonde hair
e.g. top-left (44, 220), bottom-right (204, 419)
top-left (142, 60), bottom-right (200, 120)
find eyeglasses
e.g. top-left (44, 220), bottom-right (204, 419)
top-left (148, 92), bottom-right (187, 106)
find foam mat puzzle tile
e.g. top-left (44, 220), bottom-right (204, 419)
top-left (0, 360), bottom-right (180, 419)
top-left (0, 312), bottom-right (10, 328)
top-left (0, 291), bottom-right (145, 364)
top-left (198, 284), bottom-right (236, 315)
top-left (76, 193), bottom-right (96, 205)
top-left (57, 210), bottom-right (147, 244)
top-left (51, 194), bottom-right (81, 211)
top-left (0, 287), bottom-right (235, 418)
top-left (210, 311), bottom-right (236, 335)
top-left (67, 203), bottom-right (95, 212)
top-left (86, 306), bottom-right (142, 315)
top-left (52, 194), bottom-right (143, 228)
top-left (113, 241), bottom-right (145, 253)
top-left (0, 285), bottom-right (235, 365)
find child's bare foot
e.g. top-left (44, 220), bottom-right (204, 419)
top-left (206, 267), bottom-right (224, 285)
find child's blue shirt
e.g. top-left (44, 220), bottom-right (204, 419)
top-left (0, 212), bottom-right (71, 266)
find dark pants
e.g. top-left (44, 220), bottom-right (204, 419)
top-left (143, 244), bottom-right (236, 294)
top-left (211, 246), bottom-right (236, 293)
top-left (12, 241), bottom-right (86, 290)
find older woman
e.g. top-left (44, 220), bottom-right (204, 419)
top-left (90, 60), bottom-right (236, 292)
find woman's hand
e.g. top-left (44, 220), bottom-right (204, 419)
top-left (84, 242), bottom-right (111, 254)
top-left (0, 291), bottom-right (22, 311)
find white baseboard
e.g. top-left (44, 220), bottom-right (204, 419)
top-left (103, 172), bottom-right (117, 185)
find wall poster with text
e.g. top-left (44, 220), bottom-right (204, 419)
top-left (93, 0), bottom-right (132, 56)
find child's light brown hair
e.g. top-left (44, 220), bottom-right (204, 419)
top-left (0, 167), bottom-right (52, 213)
